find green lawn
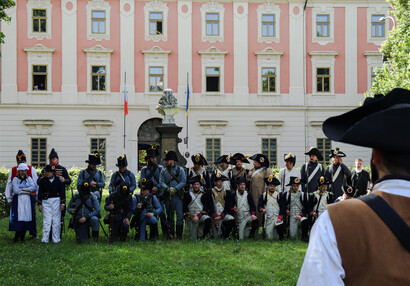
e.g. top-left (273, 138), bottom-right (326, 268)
top-left (0, 191), bottom-right (307, 286)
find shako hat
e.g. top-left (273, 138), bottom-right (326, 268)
top-left (48, 148), bottom-right (58, 159)
top-left (264, 175), bottom-right (280, 186)
top-left (214, 155), bottom-right (235, 165)
top-left (86, 151), bottom-right (102, 165)
top-left (16, 150), bottom-right (27, 162)
top-left (164, 150), bottom-right (178, 162)
top-left (79, 182), bottom-right (91, 197)
top-left (232, 153), bottom-right (250, 164)
top-left (191, 153), bottom-right (208, 166)
top-left (249, 154), bottom-right (270, 168)
top-left (322, 88), bottom-right (410, 153)
top-left (145, 145), bottom-right (160, 159)
top-left (139, 178), bottom-right (154, 192)
top-left (284, 153), bottom-right (296, 164)
top-left (305, 147), bottom-right (324, 161)
top-left (118, 181), bottom-right (130, 196)
top-left (286, 176), bottom-right (304, 186)
top-left (116, 154), bottom-right (128, 167)
top-left (329, 147), bottom-right (346, 158)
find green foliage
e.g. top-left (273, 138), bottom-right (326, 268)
top-left (366, 0), bottom-right (410, 96)
top-left (0, 0), bottom-right (15, 44)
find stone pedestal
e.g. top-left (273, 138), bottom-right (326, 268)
top-left (156, 125), bottom-right (187, 167)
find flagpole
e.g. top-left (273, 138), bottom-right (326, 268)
top-left (186, 72), bottom-right (189, 149)
top-left (123, 72), bottom-right (126, 150)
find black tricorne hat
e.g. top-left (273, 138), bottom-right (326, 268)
top-left (342, 185), bottom-right (355, 197)
top-left (189, 175), bottom-right (203, 185)
top-left (323, 88), bottom-right (410, 153)
top-left (44, 164), bottom-right (56, 173)
top-left (191, 153), bottom-right (208, 166)
top-left (145, 145), bottom-right (160, 160)
top-left (232, 153), bottom-right (250, 164)
top-left (286, 176), bottom-right (304, 186)
top-left (318, 176), bottom-right (331, 186)
top-left (264, 175), bottom-right (280, 186)
top-left (214, 155), bottom-right (235, 165)
top-left (164, 150), bottom-right (178, 162)
top-left (116, 154), bottom-right (128, 167)
top-left (284, 153), bottom-right (296, 164)
top-left (214, 171), bottom-right (229, 182)
top-left (86, 152), bottom-right (102, 165)
top-left (249, 154), bottom-right (270, 168)
top-left (305, 147), bottom-right (324, 161)
top-left (16, 150), bottom-right (26, 162)
top-left (48, 148), bottom-right (58, 159)
top-left (329, 147), bottom-right (346, 158)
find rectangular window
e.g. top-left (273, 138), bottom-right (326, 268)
top-left (149, 12), bottom-right (163, 35)
top-left (206, 138), bottom-right (221, 171)
top-left (206, 13), bottom-right (219, 36)
top-left (149, 66), bottom-right (164, 92)
top-left (316, 14), bottom-right (330, 37)
top-left (91, 138), bottom-right (106, 170)
top-left (371, 15), bottom-right (385, 37)
top-left (262, 14), bottom-right (275, 37)
top-left (317, 138), bottom-right (332, 164)
top-left (262, 67), bottom-right (276, 92)
top-left (316, 68), bottom-right (330, 93)
top-left (32, 9), bottom-right (47, 33)
top-left (32, 65), bottom-right (47, 91)
top-left (206, 67), bottom-right (220, 92)
top-left (91, 66), bottom-right (106, 91)
top-left (92, 10), bottom-right (106, 34)
top-left (31, 138), bottom-right (47, 168)
top-left (262, 138), bottom-right (277, 167)
top-left (371, 67), bottom-right (377, 84)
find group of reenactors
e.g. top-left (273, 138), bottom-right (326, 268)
top-left (6, 144), bottom-right (371, 243)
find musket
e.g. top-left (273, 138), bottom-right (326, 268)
top-left (262, 188), bottom-right (268, 239)
top-left (109, 198), bottom-right (114, 243)
top-left (313, 192), bottom-right (323, 224)
top-left (287, 192), bottom-right (292, 239)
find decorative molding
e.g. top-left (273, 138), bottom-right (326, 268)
top-left (257, 2), bottom-right (281, 44)
top-left (144, 0), bottom-right (168, 42)
top-left (27, 0), bottom-right (52, 40)
top-left (141, 46), bottom-right (171, 55)
top-left (309, 51), bottom-right (338, 57)
top-left (178, 2), bottom-right (192, 19)
top-left (198, 47), bottom-right (227, 94)
top-left (198, 46), bottom-right (228, 56)
top-left (141, 46), bottom-right (171, 94)
top-left (255, 120), bottom-right (284, 135)
top-left (24, 44), bottom-right (55, 93)
top-left (24, 44), bottom-right (56, 54)
top-left (86, 0), bottom-right (111, 41)
top-left (234, 2), bottom-right (248, 20)
top-left (255, 48), bottom-right (283, 95)
top-left (62, 0), bottom-right (77, 16)
top-left (84, 45), bottom-right (113, 93)
top-left (120, 0), bottom-right (134, 17)
top-left (312, 6), bottom-right (334, 46)
top-left (23, 119), bottom-right (54, 135)
top-left (201, 1), bottom-right (225, 43)
top-left (198, 120), bottom-right (228, 135)
top-left (83, 120), bottom-right (113, 135)
top-left (310, 51), bottom-right (338, 95)
top-left (255, 47), bottom-right (284, 57)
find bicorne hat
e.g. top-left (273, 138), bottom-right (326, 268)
top-left (48, 148), bottom-right (58, 159)
top-left (342, 185), bottom-right (355, 197)
top-left (16, 150), bottom-right (27, 162)
top-left (286, 176), bottom-right (304, 186)
top-left (191, 153), bottom-right (208, 166)
top-left (264, 175), bottom-right (280, 186)
top-left (318, 176), bottom-right (331, 186)
top-left (231, 153), bottom-right (250, 164)
top-left (214, 155), bottom-right (235, 165)
top-left (249, 154), bottom-right (270, 168)
top-left (214, 171), bottom-right (229, 182)
top-left (44, 164), bottom-right (56, 173)
top-left (305, 147), bottom-right (324, 161)
top-left (329, 147), bottom-right (346, 158)
top-left (284, 153), bottom-right (296, 164)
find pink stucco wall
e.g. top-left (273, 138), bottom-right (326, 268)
top-left (77, 0), bottom-right (121, 92)
top-left (17, 0), bottom-right (62, 92)
top-left (306, 7), bottom-right (345, 94)
top-left (248, 3), bottom-right (290, 94)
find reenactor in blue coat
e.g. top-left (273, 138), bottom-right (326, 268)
top-left (301, 147), bottom-right (324, 193)
top-left (159, 150), bottom-right (186, 239)
top-left (104, 182), bottom-right (133, 242)
top-left (134, 180), bottom-right (163, 241)
top-left (67, 182), bottom-right (100, 243)
top-left (78, 152), bottom-right (105, 203)
top-left (325, 148), bottom-right (351, 201)
top-left (109, 155), bottom-right (137, 194)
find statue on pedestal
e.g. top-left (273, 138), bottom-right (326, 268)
top-left (157, 89), bottom-right (179, 125)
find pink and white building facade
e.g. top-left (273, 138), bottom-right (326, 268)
top-left (0, 0), bottom-right (391, 172)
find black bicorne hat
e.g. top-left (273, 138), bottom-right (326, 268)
top-left (164, 150), bottom-right (178, 162)
top-left (48, 148), bottom-right (58, 159)
top-left (232, 153), bottom-right (250, 164)
top-left (191, 153), bottom-right (208, 166)
top-left (286, 176), bottom-right (304, 186)
top-left (16, 150), bottom-right (26, 162)
top-left (305, 147), bottom-right (324, 161)
top-left (189, 175), bottom-right (203, 185)
top-left (318, 176), bottom-right (331, 186)
top-left (116, 154), bottom-right (128, 167)
top-left (214, 171), bottom-right (229, 182)
top-left (249, 154), bottom-right (270, 168)
top-left (342, 185), bottom-right (355, 197)
top-left (284, 153), bottom-right (296, 164)
top-left (86, 152), bottom-right (102, 165)
top-left (323, 88), bottom-right (410, 153)
top-left (264, 175), bottom-right (280, 186)
top-left (236, 176), bottom-right (247, 185)
top-left (44, 164), bottom-right (56, 173)
top-left (214, 155), bottom-right (235, 165)
top-left (329, 147), bottom-right (346, 158)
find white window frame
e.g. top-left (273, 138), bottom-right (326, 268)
top-left (312, 7), bottom-right (334, 46)
top-left (198, 47), bottom-right (228, 95)
top-left (257, 2), bottom-right (280, 44)
top-left (367, 6), bottom-right (390, 45)
top-left (141, 46), bottom-right (171, 95)
top-left (27, 0), bottom-right (52, 40)
top-left (144, 1), bottom-right (168, 42)
top-left (87, 0), bottom-right (111, 41)
top-left (255, 48), bottom-right (283, 95)
top-left (83, 45), bottom-right (114, 94)
top-left (24, 44), bottom-right (55, 95)
top-left (309, 51), bottom-right (338, 95)
top-left (201, 2), bottom-right (225, 43)
top-left (364, 51), bottom-right (383, 90)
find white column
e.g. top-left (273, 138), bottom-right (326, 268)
top-left (288, 3), bottom-right (305, 104)
top-left (233, 2), bottom-right (249, 98)
top-left (177, 1), bottom-right (192, 101)
top-left (61, 0), bottom-right (78, 104)
top-left (345, 5), bottom-right (357, 96)
top-left (1, 6), bottom-right (17, 104)
top-left (120, 0), bottom-right (135, 96)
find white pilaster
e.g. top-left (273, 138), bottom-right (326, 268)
top-left (1, 6), bottom-right (17, 104)
top-left (177, 1), bottom-right (192, 101)
top-left (233, 2), bottom-right (249, 97)
top-left (289, 3), bottom-right (304, 104)
top-left (120, 0), bottom-right (135, 97)
top-left (61, 0), bottom-right (78, 103)
top-left (345, 5), bottom-right (357, 96)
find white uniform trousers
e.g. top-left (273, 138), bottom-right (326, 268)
top-left (237, 214), bottom-right (252, 239)
top-left (41, 197), bottom-right (61, 243)
top-left (264, 214), bottom-right (280, 240)
top-left (289, 215), bottom-right (302, 239)
top-left (186, 215), bottom-right (210, 239)
top-left (211, 214), bottom-right (234, 238)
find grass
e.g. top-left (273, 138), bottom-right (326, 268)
top-left (0, 190), bottom-right (307, 286)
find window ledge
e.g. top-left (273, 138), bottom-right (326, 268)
top-left (198, 120), bottom-right (228, 127)
top-left (83, 120), bottom-right (113, 127)
top-left (310, 121), bottom-right (323, 127)
top-left (201, 93), bottom-right (224, 96)
top-left (86, 92), bottom-right (111, 96)
top-left (312, 93), bottom-right (335, 96)
top-left (146, 92), bottom-right (163, 96)
top-left (145, 34), bottom-right (167, 43)
top-left (27, 92), bottom-right (52, 96)
top-left (258, 92), bottom-right (280, 96)
top-left (258, 36), bottom-right (279, 44)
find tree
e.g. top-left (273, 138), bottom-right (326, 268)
top-left (0, 0), bottom-right (16, 44)
top-left (367, 0), bottom-right (410, 96)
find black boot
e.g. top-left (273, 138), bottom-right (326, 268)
top-left (150, 223), bottom-right (158, 241)
top-left (176, 225), bottom-right (183, 240)
top-left (92, 231), bottom-right (99, 242)
top-left (202, 218), bottom-right (211, 239)
top-left (223, 220), bottom-right (234, 239)
top-left (276, 224), bottom-right (285, 241)
top-left (249, 220), bottom-right (258, 239)
top-left (13, 232), bottom-right (19, 243)
top-left (301, 220), bottom-right (309, 242)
